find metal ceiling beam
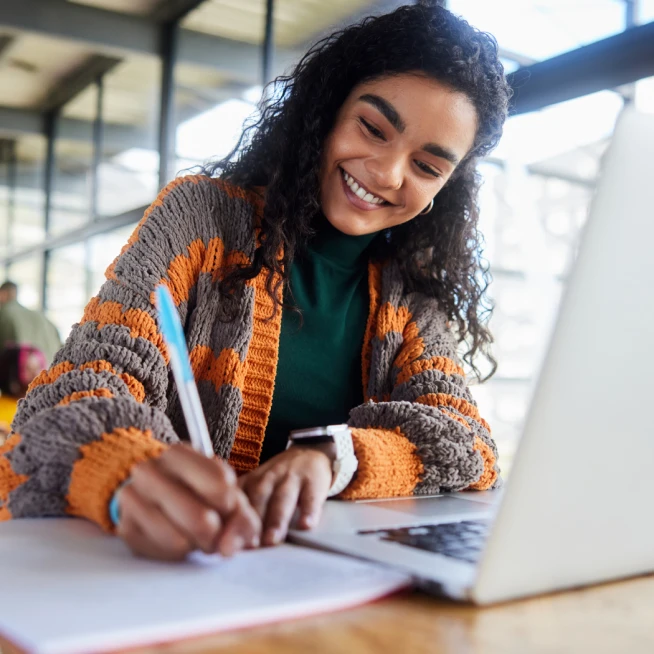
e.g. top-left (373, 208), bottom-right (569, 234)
top-left (0, 0), bottom-right (298, 84)
top-left (150, 0), bottom-right (208, 23)
top-left (1, 0), bottom-right (160, 57)
top-left (0, 106), bottom-right (43, 137)
top-left (40, 54), bottom-right (121, 113)
top-left (0, 106), bottom-right (151, 151)
top-left (0, 33), bottom-right (14, 59)
top-left (508, 20), bottom-right (654, 115)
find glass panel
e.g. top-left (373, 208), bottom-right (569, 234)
top-left (52, 84), bottom-right (99, 236)
top-left (46, 244), bottom-right (87, 340)
top-left (175, 2), bottom-right (266, 179)
top-left (449, 0), bottom-right (625, 62)
top-left (635, 76), bottom-right (654, 114)
top-left (639, 0), bottom-right (654, 23)
top-left (98, 57), bottom-right (161, 216)
top-left (0, 136), bottom-right (46, 257)
top-left (87, 224), bottom-right (138, 299)
top-left (474, 90), bottom-right (624, 473)
top-left (7, 257), bottom-right (43, 311)
top-left (173, 67), bottom-right (261, 180)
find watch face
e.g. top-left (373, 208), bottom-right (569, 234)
top-left (290, 433), bottom-right (335, 446)
top-left (290, 427), bottom-right (331, 439)
top-left (290, 424), bottom-right (349, 439)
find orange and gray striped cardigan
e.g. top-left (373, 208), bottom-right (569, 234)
top-left (0, 175), bottom-right (500, 531)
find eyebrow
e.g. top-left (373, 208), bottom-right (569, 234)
top-left (358, 93), bottom-right (461, 166)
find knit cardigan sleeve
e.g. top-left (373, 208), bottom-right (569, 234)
top-left (340, 263), bottom-right (501, 500)
top-left (0, 176), bottom-right (226, 530)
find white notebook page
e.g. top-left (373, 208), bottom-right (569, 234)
top-left (0, 519), bottom-right (410, 654)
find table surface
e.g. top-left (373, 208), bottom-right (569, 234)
top-left (2, 574), bottom-right (653, 654)
top-left (125, 573), bottom-right (653, 654)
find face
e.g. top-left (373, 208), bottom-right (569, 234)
top-left (319, 73), bottom-right (478, 236)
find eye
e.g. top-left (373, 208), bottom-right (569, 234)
top-left (415, 161), bottom-right (441, 178)
top-left (360, 117), bottom-right (386, 141)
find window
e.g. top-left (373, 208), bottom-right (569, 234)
top-left (46, 244), bottom-right (87, 339)
top-left (449, 0), bottom-right (626, 63)
top-left (52, 84), bottom-right (99, 236)
top-left (87, 224), bottom-right (138, 299)
top-left (473, 90), bottom-right (624, 472)
top-left (7, 256), bottom-right (43, 311)
top-left (97, 57), bottom-right (161, 216)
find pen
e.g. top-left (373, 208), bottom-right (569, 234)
top-left (154, 284), bottom-right (215, 457)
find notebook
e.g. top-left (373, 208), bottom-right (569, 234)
top-left (0, 519), bottom-right (410, 654)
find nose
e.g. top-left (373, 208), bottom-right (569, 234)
top-left (365, 153), bottom-right (404, 191)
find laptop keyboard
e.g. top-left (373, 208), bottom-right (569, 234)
top-left (358, 519), bottom-right (490, 564)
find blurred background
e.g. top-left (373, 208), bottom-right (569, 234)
top-left (0, 0), bottom-right (653, 471)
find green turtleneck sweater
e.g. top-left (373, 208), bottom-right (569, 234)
top-left (261, 218), bottom-right (380, 463)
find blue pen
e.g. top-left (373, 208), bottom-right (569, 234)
top-left (154, 285), bottom-right (214, 458)
top-left (109, 285), bottom-right (214, 524)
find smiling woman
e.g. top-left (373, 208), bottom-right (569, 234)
top-left (320, 76), bottom-right (478, 235)
top-left (1, 3), bottom-right (511, 562)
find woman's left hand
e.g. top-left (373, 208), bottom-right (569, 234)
top-left (238, 445), bottom-right (334, 547)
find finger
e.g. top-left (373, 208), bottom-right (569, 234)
top-left (130, 459), bottom-right (221, 553)
top-left (296, 476), bottom-right (330, 530)
top-left (243, 470), bottom-right (278, 520)
top-left (119, 512), bottom-right (164, 561)
top-left (119, 485), bottom-right (193, 561)
top-left (157, 444), bottom-right (238, 513)
top-left (215, 492), bottom-right (262, 557)
top-left (262, 475), bottom-right (302, 547)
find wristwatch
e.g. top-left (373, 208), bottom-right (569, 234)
top-left (287, 424), bottom-right (358, 497)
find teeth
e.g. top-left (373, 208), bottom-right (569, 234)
top-left (341, 169), bottom-right (384, 205)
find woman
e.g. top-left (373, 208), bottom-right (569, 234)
top-left (0, 344), bottom-right (47, 443)
top-left (0, 3), bottom-right (510, 560)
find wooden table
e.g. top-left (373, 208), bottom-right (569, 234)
top-left (128, 574), bottom-right (653, 654)
top-left (2, 575), bottom-right (652, 654)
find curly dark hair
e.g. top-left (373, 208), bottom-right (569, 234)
top-left (203, 2), bottom-right (511, 380)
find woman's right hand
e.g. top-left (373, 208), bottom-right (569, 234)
top-left (116, 443), bottom-right (261, 561)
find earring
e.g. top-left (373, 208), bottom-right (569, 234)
top-left (419, 198), bottom-right (434, 215)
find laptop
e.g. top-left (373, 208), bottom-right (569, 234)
top-left (289, 107), bottom-right (654, 605)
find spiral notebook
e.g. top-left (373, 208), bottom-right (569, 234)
top-left (0, 519), bottom-right (410, 654)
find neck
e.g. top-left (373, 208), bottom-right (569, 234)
top-left (307, 214), bottom-right (380, 269)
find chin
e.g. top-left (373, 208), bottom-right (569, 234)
top-left (326, 215), bottom-right (374, 236)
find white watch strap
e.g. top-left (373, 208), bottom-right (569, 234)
top-left (327, 428), bottom-right (358, 497)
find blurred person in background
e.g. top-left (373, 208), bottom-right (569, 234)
top-left (0, 281), bottom-right (61, 365)
top-left (0, 344), bottom-right (47, 444)
top-left (1, 2), bottom-right (509, 561)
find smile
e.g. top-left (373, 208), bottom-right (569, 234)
top-left (340, 168), bottom-right (388, 206)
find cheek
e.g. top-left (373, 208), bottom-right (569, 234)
top-left (404, 178), bottom-right (442, 214)
top-left (325, 123), bottom-right (366, 164)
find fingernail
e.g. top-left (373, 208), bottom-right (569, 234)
top-left (230, 535), bottom-right (245, 552)
top-left (268, 528), bottom-right (283, 545)
top-left (249, 535), bottom-right (260, 549)
top-left (303, 515), bottom-right (315, 529)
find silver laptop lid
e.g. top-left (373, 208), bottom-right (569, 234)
top-left (473, 108), bottom-right (654, 604)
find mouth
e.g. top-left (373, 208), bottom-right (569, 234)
top-left (339, 167), bottom-right (392, 210)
